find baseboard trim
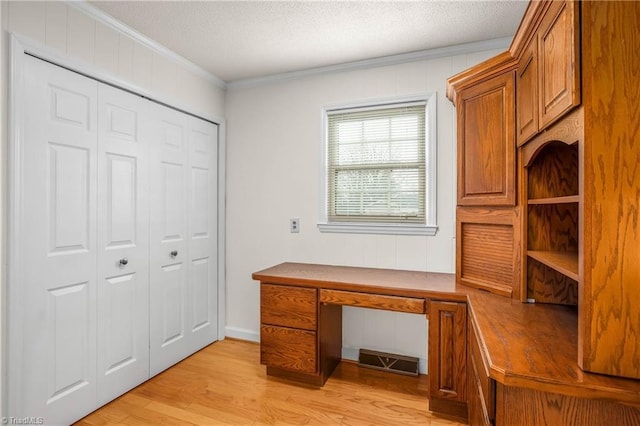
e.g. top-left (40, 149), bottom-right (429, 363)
top-left (225, 326), bottom-right (260, 342)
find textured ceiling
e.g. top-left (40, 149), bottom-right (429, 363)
top-left (89, 1), bottom-right (528, 83)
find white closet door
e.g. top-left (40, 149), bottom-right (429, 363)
top-left (96, 84), bottom-right (150, 404)
top-left (149, 103), bottom-right (191, 375)
top-left (16, 55), bottom-right (98, 424)
top-left (187, 116), bottom-right (218, 353)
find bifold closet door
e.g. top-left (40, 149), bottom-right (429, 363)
top-left (12, 53), bottom-right (218, 424)
top-left (149, 104), bottom-right (218, 376)
top-left (96, 84), bottom-right (150, 405)
top-left (15, 54), bottom-right (99, 423)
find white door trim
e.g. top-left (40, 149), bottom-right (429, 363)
top-left (6, 33), bottom-right (227, 415)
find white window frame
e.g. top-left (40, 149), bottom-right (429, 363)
top-left (318, 93), bottom-right (437, 236)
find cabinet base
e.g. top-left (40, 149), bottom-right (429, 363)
top-left (428, 398), bottom-right (468, 422)
top-left (266, 366), bottom-right (328, 387)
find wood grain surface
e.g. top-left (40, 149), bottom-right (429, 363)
top-left (75, 339), bottom-right (463, 426)
top-left (319, 289), bottom-right (425, 314)
top-left (496, 384), bottom-right (640, 426)
top-left (458, 71), bottom-right (516, 206)
top-left (516, 35), bottom-right (539, 146)
top-left (467, 290), bottom-right (640, 405)
top-left (260, 325), bottom-right (317, 374)
top-left (456, 206), bottom-right (518, 297)
top-left (527, 203), bottom-right (578, 252)
top-left (527, 142), bottom-right (578, 199)
top-left (581, 0), bottom-right (640, 380)
top-left (469, 319), bottom-right (495, 421)
top-left (537, 0), bottom-right (580, 130)
top-left (428, 301), bottom-right (468, 420)
top-left (521, 106), bottom-right (583, 167)
top-left (527, 257), bottom-right (578, 305)
top-left (253, 262), bottom-right (467, 302)
top-left (261, 283), bottom-right (317, 331)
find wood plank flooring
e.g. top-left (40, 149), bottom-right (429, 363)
top-left (76, 339), bottom-right (464, 425)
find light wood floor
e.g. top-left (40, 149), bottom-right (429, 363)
top-left (76, 339), bottom-right (464, 425)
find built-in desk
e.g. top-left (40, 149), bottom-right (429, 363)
top-left (253, 262), bottom-right (470, 418)
top-left (253, 263), bottom-right (640, 424)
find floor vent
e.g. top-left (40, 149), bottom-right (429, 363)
top-left (358, 349), bottom-right (419, 377)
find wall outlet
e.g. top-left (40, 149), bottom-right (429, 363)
top-left (290, 218), bottom-right (300, 233)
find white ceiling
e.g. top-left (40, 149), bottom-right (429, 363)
top-left (89, 1), bottom-right (529, 84)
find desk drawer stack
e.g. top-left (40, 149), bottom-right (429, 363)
top-left (260, 282), bottom-right (342, 386)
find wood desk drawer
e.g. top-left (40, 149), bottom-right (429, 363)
top-left (319, 289), bottom-right (425, 314)
top-left (260, 325), bottom-right (317, 374)
top-left (470, 319), bottom-right (495, 420)
top-left (261, 284), bottom-right (317, 330)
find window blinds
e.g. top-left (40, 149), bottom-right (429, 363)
top-left (327, 103), bottom-right (426, 224)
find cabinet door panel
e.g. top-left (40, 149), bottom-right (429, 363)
top-left (458, 72), bottom-right (515, 206)
top-left (428, 300), bottom-right (467, 417)
top-left (538, 0), bottom-right (580, 130)
top-left (516, 37), bottom-right (539, 146)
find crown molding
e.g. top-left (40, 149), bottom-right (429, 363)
top-left (70, 1), bottom-right (227, 89)
top-left (227, 37), bottom-right (512, 90)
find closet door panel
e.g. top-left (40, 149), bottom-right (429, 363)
top-left (149, 104), bottom-right (190, 375)
top-left (187, 118), bottom-right (218, 352)
top-left (16, 55), bottom-right (98, 425)
top-left (96, 84), bottom-right (150, 404)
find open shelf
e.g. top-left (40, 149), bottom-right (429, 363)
top-left (527, 250), bottom-right (579, 281)
top-left (528, 195), bottom-right (579, 205)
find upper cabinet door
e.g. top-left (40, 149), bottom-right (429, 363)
top-left (457, 72), bottom-right (516, 206)
top-left (516, 37), bottom-right (539, 146)
top-left (538, 0), bottom-right (580, 130)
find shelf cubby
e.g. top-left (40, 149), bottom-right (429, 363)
top-left (525, 141), bottom-right (579, 305)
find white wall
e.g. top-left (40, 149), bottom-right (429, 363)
top-left (225, 49), bottom-right (502, 372)
top-left (0, 1), bottom-right (226, 417)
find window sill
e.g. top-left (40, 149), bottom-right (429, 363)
top-left (317, 222), bottom-right (437, 236)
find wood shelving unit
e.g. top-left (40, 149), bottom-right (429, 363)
top-left (524, 141), bottom-right (579, 305)
top-left (527, 250), bottom-right (579, 281)
top-left (527, 195), bottom-right (579, 205)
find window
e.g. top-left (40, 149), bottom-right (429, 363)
top-left (319, 95), bottom-right (437, 235)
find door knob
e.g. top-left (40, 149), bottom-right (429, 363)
top-left (170, 250), bottom-right (178, 257)
top-left (119, 258), bottom-right (128, 266)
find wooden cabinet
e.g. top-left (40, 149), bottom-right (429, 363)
top-left (448, 57), bottom-right (519, 297)
top-left (538, 0), bottom-right (580, 129)
top-left (580, 0), bottom-right (640, 380)
top-left (428, 300), bottom-right (467, 419)
top-left (516, 0), bottom-right (580, 146)
top-left (516, 38), bottom-right (538, 145)
top-left (468, 319), bottom-right (494, 425)
top-left (456, 207), bottom-right (520, 298)
top-left (260, 283), bottom-right (341, 386)
top-left (520, 118), bottom-right (580, 305)
top-left (456, 71), bottom-right (516, 206)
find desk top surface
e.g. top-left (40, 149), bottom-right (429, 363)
top-left (252, 262), bottom-right (469, 301)
top-left (253, 262), bottom-right (640, 404)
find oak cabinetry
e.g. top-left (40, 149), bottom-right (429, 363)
top-left (516, 0), bottom-right (581, 146)
top-left (456, 72), bottom-right (516, 206)
top-left (580, 0), bottom-right (640, 380)
top-left (456, 207), bottom-right (520, 298)
top-left (537, 0), bottom-right (580, 129)
top-left (468, 319), bottom-right (494, 426)
top-left (515, 38), bottom-right (538, 145)
top-left (260, 283), bottom-right (342, 386)
top-left (448, 56), bottom-right (520, 297)
top-left (521, 131), bottom-right (579, 305)
top-left (428, 300), bottom-right (467, 419)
